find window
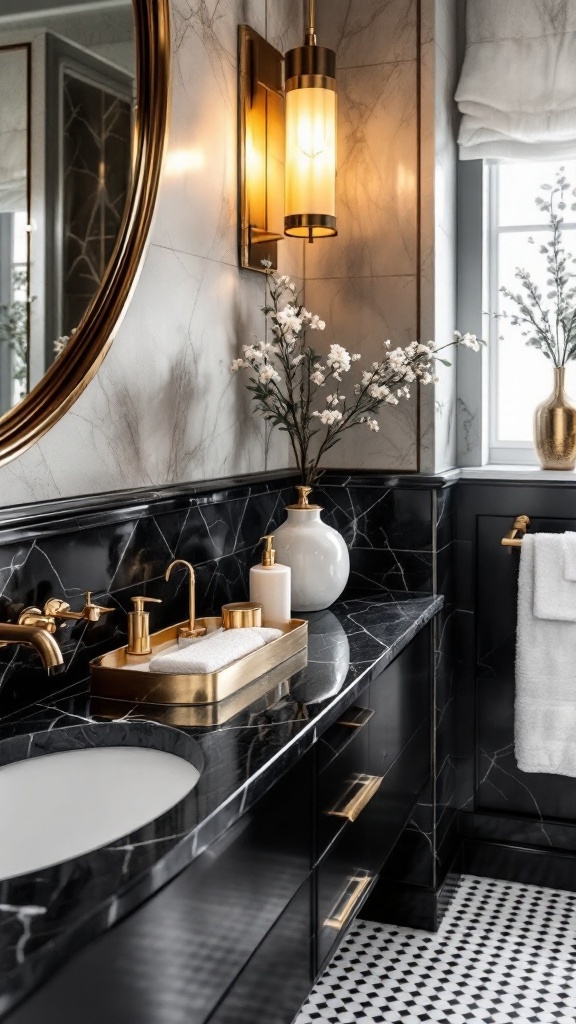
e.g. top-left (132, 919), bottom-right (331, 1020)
top-left (487, 160), bottom-right (576, 464)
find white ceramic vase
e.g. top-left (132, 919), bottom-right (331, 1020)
top-left (273, 487), bottom-right (350, 612)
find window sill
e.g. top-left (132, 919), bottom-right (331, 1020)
top-left (459, 465), bottom-right (576, 484)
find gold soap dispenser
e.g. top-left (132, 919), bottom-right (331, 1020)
top-left (249, 534), bottom-right (291, 623)
top-left (127, 596), bottom-right (161, 656)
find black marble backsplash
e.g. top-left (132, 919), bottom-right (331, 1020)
top-left (0, 471), bottom-right (451, 722)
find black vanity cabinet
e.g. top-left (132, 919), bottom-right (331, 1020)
top-left (8, 626), bottom-right (432, 1024)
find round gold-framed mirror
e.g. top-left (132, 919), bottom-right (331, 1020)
top-left (0, 0), bottom-right (170, 467)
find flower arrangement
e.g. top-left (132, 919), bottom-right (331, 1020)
top-left (499, 167), bottom-right (576, 366)
top-left (231, 263), bottom-right (482, 487)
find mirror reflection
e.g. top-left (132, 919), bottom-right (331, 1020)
top-left (0, 0), bottom-right (135, 416)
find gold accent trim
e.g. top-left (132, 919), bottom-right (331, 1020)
top-left (328, 773), bottom-right (383, 822)
top-left (90, 616), bottom-right (308, 704)
top-left (324, 875), bottom-right (373, 930)
top-left (501, 515), bottom-right (531, 548)
top-left (284, 213), bottom-right (337, 240)
top-left (285, 74), bottom-right (336, 92)
top-left (0, 0), bottom-right (171, 466)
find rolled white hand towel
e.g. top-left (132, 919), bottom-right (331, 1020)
top-left (533, 533), bottom-right (576, 622)
top-left (148, 626), bottom-right (283, 675)
top-left (562, 531), bottom-right (576, 582)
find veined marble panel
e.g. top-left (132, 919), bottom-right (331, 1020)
top-left (305, 274), bottom-right (418, 471)
top-left (314, 0), bottom-right (417, 68)
top-left (0, 245), bottom-right (291, 504)
top-left (305, 60), bottom-right (418, 282)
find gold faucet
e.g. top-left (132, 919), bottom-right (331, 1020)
top-left (0, 622), bottom-right (64, 675)
top-left (165, 560), bottom-right (206, 640)
top-left (19, 592), bottom-right (115, 632)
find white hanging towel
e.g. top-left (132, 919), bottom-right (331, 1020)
top-left (533, 533), bottom-right (576, 621)
top-left (562, 531), bottom-right (576, 581)
top-left (515, 534), bottom-right (576, 776)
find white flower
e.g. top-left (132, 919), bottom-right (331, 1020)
top-left (312, 409), bottom-right (343, 425)
top-left (243, 343), bottom-right (265, 363)
top-left (291, 353), bottom-right (304, 366)
top-left (259, 366), bottom-right (281, 385)
top-left (310, 370), bottom-right (326, 386)
top-left (459, 332), bottom-right (480, 352)
top-left (326, 393), bottom-right (343, 407)
top-left (261, 259), bottom-right (272, 269)
top-left (275, 305), bottom-right (302, 334)
top-left (368, 383), bottom-right (390, 400)
top-left (352, 353), bottom-right (361, 361)
top-left (326, 344), bottom-right (351, 373)
top-left (368, 418), bottom-right (379, 432)
top-left (362, 370), bottom-right (375, 387)
top-left (275, 275), bottom-right (290, 287)
top-left (417, 343), bottom-right (431, 354)
top-left (385, 394), bottom-right (399, 405)
top-left (230, 358), bottom-right (245, 373)
top-left (333, 371), bottom-right (342, 382)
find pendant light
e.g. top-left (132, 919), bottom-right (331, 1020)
top-left (284, 0), bottom-right (337, 242)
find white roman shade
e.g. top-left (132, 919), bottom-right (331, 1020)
top-left (456, 0), bottom-right (576, 160)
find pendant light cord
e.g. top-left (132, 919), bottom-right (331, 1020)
top-left (305, 0), bottom-right (316, 45)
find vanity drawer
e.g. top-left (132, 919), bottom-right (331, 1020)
top-left (206, 877), bottom-right (313, 1024)
top-left (316, 701), bottom-right (373, 858)
top-left (315, 721), bottom-right (430, 971)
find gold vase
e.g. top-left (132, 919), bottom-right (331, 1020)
top-left (534, 367), bottom-right (576, 470)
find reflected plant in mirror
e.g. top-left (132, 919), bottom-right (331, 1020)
top-left (0, 0), bottom-right (135, 417)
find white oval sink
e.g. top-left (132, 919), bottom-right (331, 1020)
top-left (0, 745), bottom-right (200, 881)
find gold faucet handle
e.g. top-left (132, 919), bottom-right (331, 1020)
top-left (44, 593), bottom-right (115, 624)
top-left (18, 607), bottom-right (58, 633)
top-left (81, 592), bottom-right (115, 622)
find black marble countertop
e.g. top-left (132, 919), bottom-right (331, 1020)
top-left (0, 591), bottom-right (442, 1018)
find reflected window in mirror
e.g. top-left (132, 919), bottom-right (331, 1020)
top-left (0, 0), bottom-right (135, 418)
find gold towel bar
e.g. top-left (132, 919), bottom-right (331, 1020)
top-left (501, 515), bottom-right (531, 548)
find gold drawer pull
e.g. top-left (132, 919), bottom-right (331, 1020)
top-left (337, 707), bottom-right (375, 730)
top-left (328, 773), bottom-right (383, 822)
top-left (325, 874), bottom-right (373, 930)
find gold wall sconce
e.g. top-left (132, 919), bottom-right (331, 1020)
top-left (239, 2), bottom-right (338, 272)
top-left (284, 0), bottom-right (337, 243)
top-left (239, 26), bottom-right (285, 272)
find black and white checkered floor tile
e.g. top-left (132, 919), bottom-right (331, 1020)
top-left (294, 875), bottom-right (576, 1024)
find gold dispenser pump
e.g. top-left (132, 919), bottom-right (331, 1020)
top-left (260, 534), bottom-right (276, 567)
top-left (286, 485), bottom-right (323, 510)
top-left (127, 596), bottom-right (161, 656)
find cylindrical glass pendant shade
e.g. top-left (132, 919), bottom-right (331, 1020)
top-left (284, 44), bottom-right (337, 240)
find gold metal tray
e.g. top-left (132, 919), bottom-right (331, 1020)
top-left (90, 617), bottom-right (308, 705)
top-left (90, 649), bottom-right (308, 727)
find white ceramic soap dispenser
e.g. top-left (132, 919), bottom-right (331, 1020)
top-left (249, 534), bottom-right (291, 623)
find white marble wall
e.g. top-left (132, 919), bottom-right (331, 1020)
top-left (305, 0), bottom-right (420, 472)
top-left (305, 0), bottom-right (459, 475)
top-left (419, 0), bottom-right (459, 474)
top-left (0, 0), bottom-right (304, 507)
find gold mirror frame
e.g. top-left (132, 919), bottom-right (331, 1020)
top-left (0, 0), bottom-right (170, 467)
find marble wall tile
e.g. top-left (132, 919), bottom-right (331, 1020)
top-left (314, 0), bottom-right (417, 68)
top-left (304, 274), bottom-right (419, 470)
top-left (306, 60), bottom-right (419, 282)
